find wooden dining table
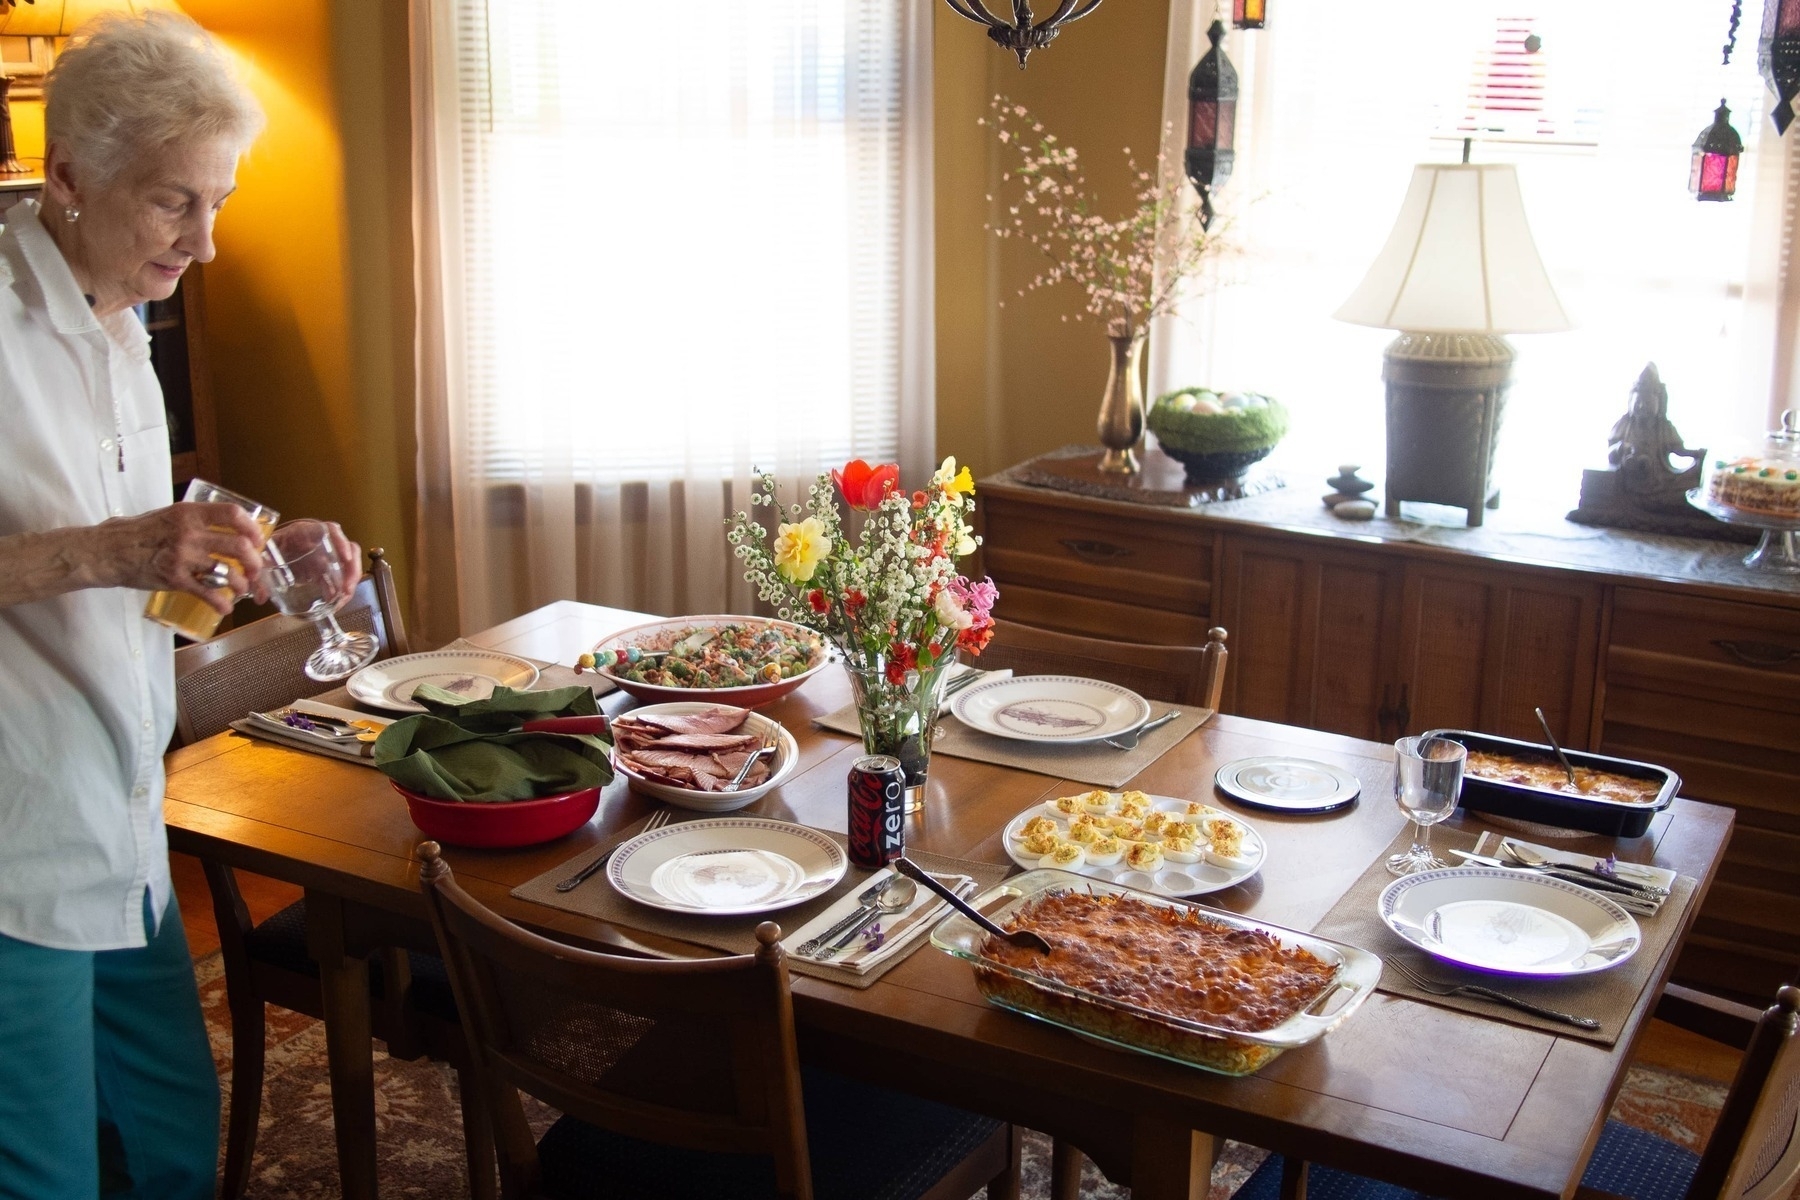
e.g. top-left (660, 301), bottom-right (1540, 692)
top-left (162, 600), bottom-right (1733, 1200)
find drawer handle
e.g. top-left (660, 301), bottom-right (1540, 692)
top-left (1058, 538), bottom-right (1133, 563)
top-left (1712, 639), bottom-right (1800, 669)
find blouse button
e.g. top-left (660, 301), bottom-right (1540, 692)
top-left (100, 437), bottom-right (116, 451)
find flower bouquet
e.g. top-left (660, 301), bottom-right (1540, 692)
top-left (729, 457), bottom-right (998, 809)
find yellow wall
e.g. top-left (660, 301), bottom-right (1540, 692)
top-left (934, 1), bottom-right (1172, 479)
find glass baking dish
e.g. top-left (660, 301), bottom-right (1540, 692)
top-left (929, 868), bottom-right (1382, 1076)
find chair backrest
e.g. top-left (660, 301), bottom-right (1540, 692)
top-left (976, 620), bottom-right (1229, 711)
top-left (173, 548), bottom-right (408, 745)
top-left (415, 842), bottom-right (815, 1200)
top-left (1692, 985), bottom-right (1800, 1200)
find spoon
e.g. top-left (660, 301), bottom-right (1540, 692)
top-left (1499, 841), bottom-right (1669, 896)
top-left (893, 857), bottom-right (1052, 955)
top-left (820, 875), bottom-right (917, 958)
top-left (1533, 706), bottom-right (1580, 789)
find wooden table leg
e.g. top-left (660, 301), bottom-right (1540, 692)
top-left (305, 890), bottom-right (379, 1200)
top-left (1050, 1136), bottom-right (1086, 1200)
top-left (1129, 1114), bottom-right (1218, 1200)
top-left (1280, 1157), bottom-right (1309, 1200)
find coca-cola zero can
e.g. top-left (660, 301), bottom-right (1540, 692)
top-left (847, 754), bottom-right (906, 869)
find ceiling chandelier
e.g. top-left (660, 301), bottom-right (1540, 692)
top-left (942, 0), bottom-right (1105, 68)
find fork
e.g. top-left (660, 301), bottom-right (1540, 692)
top-left (1384, 956), bottom-right (1601, 1030)
top-left (724, 731), bottom-right (779, 791)
top-left (554, 809), bottom-right (672, 892)
top-left (1104, 710), bottom-right (1179, 751)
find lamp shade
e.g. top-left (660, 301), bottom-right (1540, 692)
top-left (1335, 162), bottom-right (1570, 335)
top-left (0, 0), bottom-right (169, 37)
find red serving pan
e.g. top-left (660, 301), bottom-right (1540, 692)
top-left (392, 781), bottom-right (600, 848)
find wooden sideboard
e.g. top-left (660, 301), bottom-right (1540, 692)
top-left (981, 447), bottom-right (1800, 1003)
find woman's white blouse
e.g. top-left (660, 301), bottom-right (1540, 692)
top-left (0, 201), bottom-right (177, 951)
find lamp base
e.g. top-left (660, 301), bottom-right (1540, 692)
top-left (1381, 332), bottom-right (1514, 527)
top-left (0, 77), bottom-right (26, 176)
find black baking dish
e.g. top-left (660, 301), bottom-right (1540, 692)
top-left (1422, 729), bottom-right (1679, 838)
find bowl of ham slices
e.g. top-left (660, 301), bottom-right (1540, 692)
top-left (609, 703), bottom-right (799, 812)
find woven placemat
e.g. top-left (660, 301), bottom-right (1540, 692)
top-left (512, 816), bottom-right (1012, 989)
top-left (1309, 822), bottom-right (1697, 1046)
top-left (815, 703), bottom-right (1213, 789)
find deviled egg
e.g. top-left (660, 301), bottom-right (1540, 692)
top-left (1040, 841), bottom-right (1087, 871)
top-left (1080, 789), bottom-right (1119, 816)
top-left (1123, 841), bottom-right (1165, 872)
top-left (1160, 834), bottom-right (1204, 864)
top-left (1046, 794), bottom-right (1088, 819)
top-left (1066, 819), bottom-right (1104, 845)
top-left (1019, 828), bottom-right (1063, 857)
top-left (1085, 836), bottom-right (1125, 867)
top-left (1016, 815), bottom-right (1058, 842)
top-left (1109, 819), bottom-right (1145, 842)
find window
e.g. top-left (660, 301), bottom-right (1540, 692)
top-left (1162, 2), bottom-right (1784, 516)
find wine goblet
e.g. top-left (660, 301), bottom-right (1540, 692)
top-left (264, 519), bottom-right (378, 681)
top-left (1386, 734), bottom-right (1466, 876)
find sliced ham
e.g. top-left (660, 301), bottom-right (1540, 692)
top-left (613, 706), bottom-right (771, 792)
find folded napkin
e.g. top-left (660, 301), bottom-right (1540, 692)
top-left (1471, 832), bottom-right (1676, 917)
top-left (372, 684), bottom-right (613, 802)
top-left (783, 868), bottom-right (976, 975)
top-left (231, 699), bottom-right (394, 765)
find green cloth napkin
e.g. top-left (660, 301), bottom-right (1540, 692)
top-left (373, 685), bottom-right (613, 802)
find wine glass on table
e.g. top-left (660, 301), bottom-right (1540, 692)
top-left (264, 519), bottom-right (379, 681)
top-left (1386, 734), bottom-right (1466, 876)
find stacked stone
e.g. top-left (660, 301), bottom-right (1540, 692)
top-left (1324, 465), bottom-right (1376, 520)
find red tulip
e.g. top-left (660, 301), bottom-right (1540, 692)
top-left (832, 459), bottom-right (901, 510)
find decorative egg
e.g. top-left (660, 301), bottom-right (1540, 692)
top-left (1190, 397), bottom-right (1225, 416)
top-left (1220, 392), bottom-right (1250, 409)
top-left (1165, 393), bottom-right (1197, 412)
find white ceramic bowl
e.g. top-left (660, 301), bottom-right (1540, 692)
top-left (610, 703), bottom-right (799, 813)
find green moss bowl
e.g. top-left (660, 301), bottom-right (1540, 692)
top-left (1148, 390), bottom-right (1288, 485)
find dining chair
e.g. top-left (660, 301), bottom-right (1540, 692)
top-left (977, 619), bottom-right (1229, 712)
top-left (414, 840), bottom-right (1024, 1200)
top-left (1229, 985), bottom-right (1800, 1200)
top-left (171, 549), bottom-right (492, 1198)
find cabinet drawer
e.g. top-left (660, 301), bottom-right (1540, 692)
top-left (993, 582), bottom-right (1216, 646)
top-left (983, 497), bottom-right (1211, 617)
top-left (1610, 588), bottom-right (1800, 692)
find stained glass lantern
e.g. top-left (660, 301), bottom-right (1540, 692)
top-left (1691, 101), bottom-right (1745, 200)
top-left (1185, 20), bottom-right (1238, 230)
top-left (1232, 0), bottom-right (1266, 30)
top-left (1762, 0), bottom-right (1800, 133)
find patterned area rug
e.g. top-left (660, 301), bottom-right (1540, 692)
top-left (197, 953), bottom-right (1730, 1199)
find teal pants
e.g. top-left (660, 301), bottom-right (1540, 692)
top-left (0, 893), bottom-right (219, 1199)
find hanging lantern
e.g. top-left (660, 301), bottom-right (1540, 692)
top-left (1761, 0), bottom-right (1800, 133)
top-left (1232, 0), bottom-right (1266, 30)
top-left (1691, 101), bottom-right (1746, 200)
top-left (1185, 20), bottom-right (1238, 230)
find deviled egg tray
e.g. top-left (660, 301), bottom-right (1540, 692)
top-left (1002, 790), bottom-right (1265, 898)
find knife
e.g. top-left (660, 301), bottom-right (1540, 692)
top-left (1449, 851), bottom-right (1665, 903)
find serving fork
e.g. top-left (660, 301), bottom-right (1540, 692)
top-left (1384, 956), bottom-right (1600, 1030)
top-left (554, 808), bottom-right (672, 892)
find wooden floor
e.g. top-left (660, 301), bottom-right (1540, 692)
top-left (169, 851), bottom-right (1748, 1090)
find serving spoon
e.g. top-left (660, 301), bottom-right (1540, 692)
top-left (893, 857), bottom-right (1052, 955)
top-left (1533, 706), bottom-right (1581, 789)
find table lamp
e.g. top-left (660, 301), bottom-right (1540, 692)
top-left (0, 0), bottom-right (166, 173)
top-left (1335, 156), bottom-right (1570, 526)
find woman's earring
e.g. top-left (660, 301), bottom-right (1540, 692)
top-left (63, 206), bottom-right (80, 224)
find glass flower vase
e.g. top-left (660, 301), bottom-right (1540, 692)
top-left (844, 659), bottom-right (955, 815)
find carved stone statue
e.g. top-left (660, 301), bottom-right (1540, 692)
top-left (1569, 362), bottom-right (1750, 542)
top-left (1606, 363), bottom-right (1697, 479)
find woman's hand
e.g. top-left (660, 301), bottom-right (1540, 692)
top-left (92, 502), bottom-right (270, 614)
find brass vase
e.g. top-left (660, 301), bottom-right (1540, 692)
top-left (1096, 320), bottom-right (1147, 474)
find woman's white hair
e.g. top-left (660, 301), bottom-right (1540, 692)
top-left (45, 11), bottom-right (265, 188)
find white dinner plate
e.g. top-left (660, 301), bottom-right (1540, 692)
top-left (607, 817), bottom-right (847, 916)
top-left (1378, 867), bottom-right (1641, 977)
top-left (347, 650), bottom-right (541, 714)
top-left (951, 675), bottom-right (1152, 744)
top-left (1000, 794), bottom-right (1264, 897)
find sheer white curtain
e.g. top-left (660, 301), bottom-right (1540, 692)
top-left (411, 0), bottom-right (934, 642)
top-left (1153, 2), bottom-right (1794, 515)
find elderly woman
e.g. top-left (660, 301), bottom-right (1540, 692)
top-left (0, 14), bottom-right (337, 1198)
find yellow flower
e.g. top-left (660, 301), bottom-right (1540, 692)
top-left (936, 456), bottom-right (976, 497)
top-left (772, 517), bottom-right (831, 583)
